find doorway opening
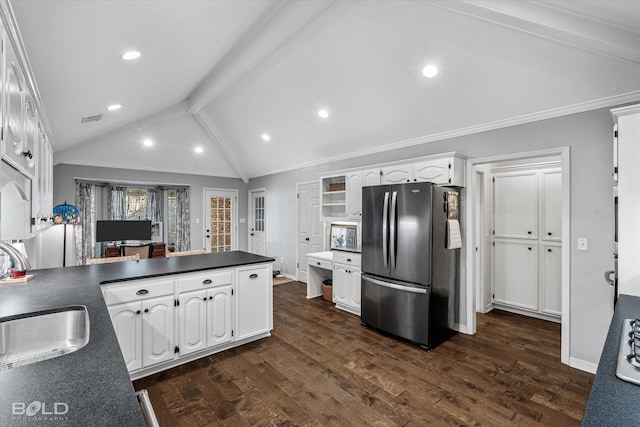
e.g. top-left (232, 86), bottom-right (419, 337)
top-left (248, 188), bottom-right (266, 256)
top-left (466, 147), bottom-right (570, 365)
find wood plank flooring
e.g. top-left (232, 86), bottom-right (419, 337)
top-left (133, 282), bottom-right (593, 426)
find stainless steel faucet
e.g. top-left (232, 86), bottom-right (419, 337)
top-left (0, 242), bottom-right (31, 278)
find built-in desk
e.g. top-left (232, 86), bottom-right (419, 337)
top-left (306, 251), bottom-right (333, 299)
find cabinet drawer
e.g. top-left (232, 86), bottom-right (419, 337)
top-left (178, 269), bottom-right (233, 293)
top-left (103, 278), bottom-right (175, 305)
top-left (333, 251), bottom-right (361, 266)
top-left (308, 257), bottom-right (332, 270)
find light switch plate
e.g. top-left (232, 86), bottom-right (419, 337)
top-left (577, 238), bottom-right (588, 251)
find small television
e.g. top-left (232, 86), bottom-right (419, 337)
top-left (96, 220), bottom-right (152, 242)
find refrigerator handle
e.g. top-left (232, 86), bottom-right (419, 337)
top-left (383, 192), bottom-right (389, 268)
top-left (390, 191), bottom-right (397, 269)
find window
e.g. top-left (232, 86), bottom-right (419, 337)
top-left (166, 189), bottom-right (177, 252)
top-left (126, 188), bottom-right (146, 220)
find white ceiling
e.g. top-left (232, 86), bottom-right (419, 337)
top-left (10, 0), bottom-right (640, 181)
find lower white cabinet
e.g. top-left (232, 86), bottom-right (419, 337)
top-left (107, 294), bottom-right (175, 371)
top-left (103, 262), bottom-right (272, 379)
top-left (332, 251), bottom-right (362, 315)
top-left (333, 263), bottom-right (361, 315)
top-left (179, 285), bottom-right (233, 356)
top-left (236, 264), bottom-right (272, 340)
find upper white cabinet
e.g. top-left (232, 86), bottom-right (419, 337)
top-left (381, 154), bottom-right (465, 186)
top-left (541, 170), bottom-right (562, 241)
top-left (320, 153), bottom-right (465, 221)
top-left (612, 104), bottom-right (640, 297)
top-left (493, 172), bottom-right (539, 239)
top-left (0, 9), bottom-right (54, 238)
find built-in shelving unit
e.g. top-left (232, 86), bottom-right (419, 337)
top-left (321, 176), bottom-right (347, 219)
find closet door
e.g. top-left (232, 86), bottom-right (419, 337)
top-left (493, 240), bottom-right (538, 311)
top-left (541, 171), bottom-right (562, 241)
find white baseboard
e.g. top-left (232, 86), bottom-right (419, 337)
top-left (569, 357), bottom-right (598, 374)
top-left (454, 323), bottom-right (472, 335)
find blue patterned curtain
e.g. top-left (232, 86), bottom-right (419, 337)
top-left (75, 182), bottom-right (94, 264)
top-left (175, 188), bottom-right (191, 252)
top-left (108, 186), bottom-right (127, 220)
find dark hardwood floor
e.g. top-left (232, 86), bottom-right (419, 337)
top-left (134, 282), bottom-right (593, 426)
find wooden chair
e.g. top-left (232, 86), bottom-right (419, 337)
top-left (86, 254), bottom-right (140, 265)
top-left (123, 245), bottom-right (151, 259)
top-left (166, 249), bottom-right (206, 257)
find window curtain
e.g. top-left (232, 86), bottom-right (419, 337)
top-left (175, 187), bottom-right (191, 252)
top-left (108, 185), bottom-right (127, 220)
top-left (75, 181), bottom-right (94, 264)
top-left (145, 187), bottom-right (163, 224)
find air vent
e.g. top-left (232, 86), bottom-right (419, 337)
top-left (81, 114), bottom-right (103, 124)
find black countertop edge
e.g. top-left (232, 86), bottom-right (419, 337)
top-left (581, 294), bottom-right (640, 426)
top-left (0, 250), bottom-right (274, 427)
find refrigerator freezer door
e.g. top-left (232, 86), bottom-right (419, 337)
top-left (390, 182), bottom-right (433, 285)
top-left (361, 274), bottom-right (431, 347)
top-left (362, 185), bottom-right (392, 278)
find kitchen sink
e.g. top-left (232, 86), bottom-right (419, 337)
top-left (0, 305), bottom-right (89, 370)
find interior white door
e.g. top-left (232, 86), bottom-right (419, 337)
top-left (204, 189), bottom-right (237, 253)
top-left (249, 190), bottom-right (266, 255)
top-left (297, 182), bottom-right (322, 283)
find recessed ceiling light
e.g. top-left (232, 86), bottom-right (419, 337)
top-left (194, 146), bottom-right (203, 153)
top-left (261, 134), bottom-right (271, 142)
top-left (108, 104), bottom-right (121, 111)
top-left (121, 51), bottom-right (141, 61)
top-left (143, 139), bottom-right (153, 147)
top-left (318, 109), bottom-right (329, 119)
top-left (422, 64), bottom-right (438, 78)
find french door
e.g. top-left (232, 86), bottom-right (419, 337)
top-left (204, 189), bottom-right (237, 253)
top-left (248, 189), bottom-right (266, 255)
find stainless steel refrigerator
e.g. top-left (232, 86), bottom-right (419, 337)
top-left (361, 182), bottom-right (461, 350)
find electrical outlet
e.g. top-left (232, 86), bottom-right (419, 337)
top-left (577, 238), bottom-right (588, 251)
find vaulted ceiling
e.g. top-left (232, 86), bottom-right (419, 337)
top-left (11, 0), bottom-right (640, 182)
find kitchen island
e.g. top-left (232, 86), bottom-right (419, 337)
top-left (582, 294), bottom-right (640, 426)
top-left (0, 251), bottom-right (273, 427)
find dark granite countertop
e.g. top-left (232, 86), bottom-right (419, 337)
top-left (0, 251), bottom-right (273, 427)
top-left (332, 246), bottom-right (361, 254)
top-left (582, 294), bottom-right (640, 426)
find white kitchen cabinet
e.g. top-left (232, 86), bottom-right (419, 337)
top-left (332, 251), bottom-right (361, 315)
top-left (107, 301), bottom-right (142, 371)
top-left (103, 277), bottom-right (176, 371)
top-left (236, 264), bottom-right (272, 340)
top-left (413, 158), bottom-right (450, 183)
top-left (345, 171), bottom-right (363, 218)
top-left (321, 175), bottom-right (346, 219)
top-left (2, 36), bottom-right (28, 174)
top-left (494, 172), bottom-right (538, 239)
top-left (362, 168), bottom-right (381, 186)
top-left (540, 243), bottom-right (562, 316)
top-left (541, 171), bottom-right (562, 241)
top-left (612, 104), bottom-right (640, 297)
top-left (178, 285), bottom-right (233, 356)
top-left (381, 164), bottom-right (412, 184)
top-left (493, 240), bottom-right (539, 311)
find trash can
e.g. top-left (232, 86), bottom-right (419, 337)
top-left (322, 278), bottom-right (333, 302)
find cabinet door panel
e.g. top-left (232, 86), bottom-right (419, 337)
top-left (108, 302), bottom-right (142, 372)
top-left (413, 158), bottom-right (449, 184)
top-left (494, 172), bottom-right (538, 239)
top-left (333, 264), bottom-right (349, 304)
top-left (236, 265), bottom-right (272, 340)
top-left (540, 244), bottom-right (561, 316)
top-left (142, 295), bottom-right (175, 367)
top-left (381, 165), bottom-right (412, 184)
top-left (493, 240), bottom-right (538, 311)
top-left (3, 42), bottom-right (26, 170)
top-left (207, 285), bottom-right (233, 347)
top-left (179, 290), bottom-right (207, 356)
top-left (362, 169), bottom-right (381, 187)
top-left (346, 172), bottom-right (363, 217)
top-left (542, 171), bottom-right (562, 241)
